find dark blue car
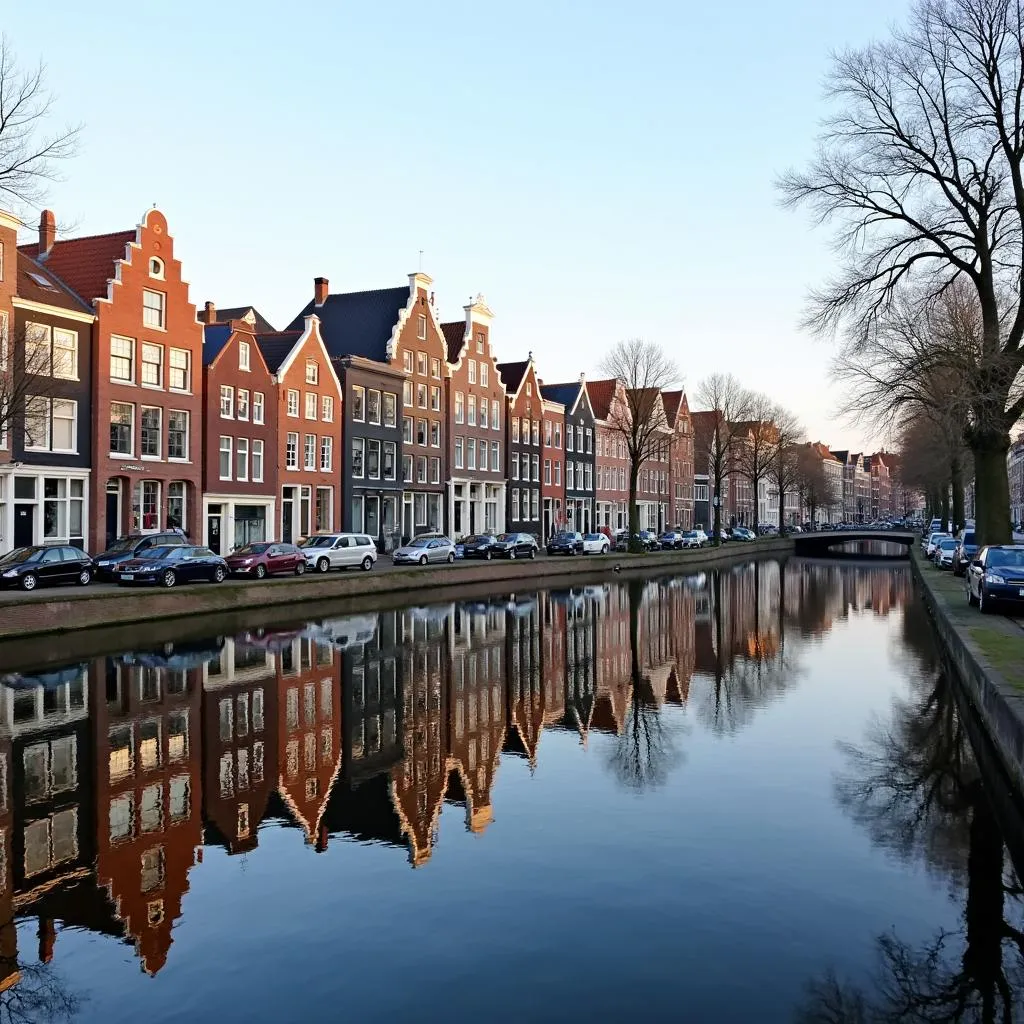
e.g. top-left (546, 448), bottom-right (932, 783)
top-left (116, 545), bottom-right (229, 589)
top-left (966, 544), bottom-right (1024, 613)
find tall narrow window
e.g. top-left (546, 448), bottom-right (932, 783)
top-left (219, 436), bottom-right (233, 480)
top-left (220, 385), bottom-right (234, 419)
top-left (252, 439), bottom-right (264, 481)
top-left (237, 389), bottom-right (249, 420)
top-left (168, 411), bottom-right (188, 459)
top-left (110, 336), bottom-right (135, 382)
top-left (286, 432), bottom-right (299, 470)
top-left (239, 341), bottom-right (250, 371)
top-left (253, 392), bottom-right (265, 424)
top-left (142, 290), bottom-right (166, 329)
top-left (169, 348), bottom-right (190, 390)
top-left (141, 407), bottom-right (161, 457)
top-left (236, 437), bottom-right (249, 480)
top-left (304, 434), bottom-right (316, 471)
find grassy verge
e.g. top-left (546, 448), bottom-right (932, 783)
top-left (968, 628), bottom-right (1024, 690)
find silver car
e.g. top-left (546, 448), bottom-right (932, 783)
top-left (300, 533), bottom-right (378, 573)
top-left (392, 535), bottom-right (457, 566)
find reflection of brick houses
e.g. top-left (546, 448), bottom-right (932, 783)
top-left (504, 599), bottom-right (546, 767)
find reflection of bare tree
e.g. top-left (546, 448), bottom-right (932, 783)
top-left (0, 934), bottom-right (80, 1024)
top-left (799, 675), bottom-right (1024, 1022)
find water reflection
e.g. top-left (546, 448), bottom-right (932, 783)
top-left (0, 558), bottom-right (922, 1009)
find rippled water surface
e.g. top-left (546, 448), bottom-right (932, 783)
top-left (1, 558), bottom-right (1021, 1023)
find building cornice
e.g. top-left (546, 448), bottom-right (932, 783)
top-left (12, 297), bottom-right (96, 324)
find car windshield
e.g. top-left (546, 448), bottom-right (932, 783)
top-left (553, 533), bottom-right (574, 540)
top-left (930, 533), bottom-right (949, 542)
top-left (104, 537), bottom-right (139, 554)
top-left (137, 546), bottom-right (176, 561)
top-left (300, 536), bottom-right (335, 548)
top-left (988, 549), bottom-right (1024, 568)
top-left (939, 539), bottom-right (957, 549)
top-left (496, 534), bottom-right (517, 542)
top-left (0, 547), bottom-right (40, 565)
top-left (683, 531), bottom-right (698, 538)
top-left (464, 536), bottom-right (492, 545)
top-left (407, 538), bottom-right (431, 548)
top-left (962, 532), bottom-right (976, 545)
top-left (584, 534), bottom-right (601, 541)
top-left (234, 543), bottom-right (270, 555)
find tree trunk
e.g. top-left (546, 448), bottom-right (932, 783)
top-left (971, 434), bottom-right (1013, 546)
top-left (951, 453), bottom-right (965, 536)
top-left (712, 470), bottom-right (722, 545)
top-left (940, 485), bottom-right (951, 535)
top-left (628, 464), bottom-right (642, 553)
top-left (751, 477), bottom-right (760, 535)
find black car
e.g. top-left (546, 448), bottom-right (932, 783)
top-left (116, 545), bottom-right (229, 588)
top-left (461, 534), bottom-right (500, 560)
top-left (953, 529), bottom-right (978, 577)
top-left (94, 532), bottom-right (187, 580)
top-left (659, 531), bottom-right (685, 549)
top-left (492, 533), bottom-right (538, 559)
top-left (547, 531), bottom-right (584, 556)
top-left (965, 544), bottom-right (1024, 613)
top-left (0, 545), bottom-right (95, 592)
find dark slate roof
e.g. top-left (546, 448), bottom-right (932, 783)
top-left (286, 286), bottom-right (409, 362)
top-left (16, 251), bottom-right (93, 314)
top-left (215, 306), bottom-right (277, 334)
top-left (496, 360), bottom-right (529, 395)
top-left (442, 321), bottom-right (466, 363)
top-left (540, 382), bottom-right (583, 410)
top-left (255, 330), bottom-right (301, 374)
top-left (202, 324), bottom-right (233, 366)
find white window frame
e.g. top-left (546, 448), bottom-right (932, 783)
top-left (169, 347), bottom-right (190, 391)
top-left (252, 439), bottom-right (264, 482)
top-left (219, 436), bottom-right (233, 480)
top-left (110, 335), bottom-right (135, 383)
top-left (220, 385), bottom-right (234, 419)
top-left (140, 405), bottom-right (162, 459)
top-left (286, 432), bottom-right (299, 470)
top-left (320, 435), bottom-right (333, 472)
top-left (305, 391), bottom-right (317, 420)
top-left (142, 289), bottom-right (166, 330)
top-left (253, 392), bottom-right (265, 424)
top-left (239, 341), bottom-right (251, 371)
top-left (110, 401), bottom-right (135, 456)
top-left (304, 433), bottom-right (316, 471)
top-left (141, 342), bottom-right (163, 388)
top-left (287, 389), bottom-right (299, 418)
top-left (322, 395), bottom-right (333, 422)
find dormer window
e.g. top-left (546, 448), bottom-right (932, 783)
top-left (417, 315), bottom-right (427, 340)
top-left (476, 332), bottom-right (484, 354)
top-left (239, 341), bottom-right (251, 371)
top-left (149, 257), bottom-right (165, 279)
top-left (306, 360), bottom-right (319, 385)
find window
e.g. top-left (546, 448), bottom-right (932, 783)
top-left (239, 341), bottom-right (250, 371)
top-left (403, 380), bottom-right (413, 407)
top-left (532, 454), bottom-right (540, 481)
top-left (430, 385), bottom-right (440, 412)
top-left (141, 847), bottom-right (164, 892)
top-left (403, 350), bottom-right (414, 373)
top-left (150, 257), bottom-right (164, 278)
top-left (512, 489), bottom-right (520, 520)
top-left (480, 399), bottom-right (489, 429)
top-left (233, 389), bottom-right (248, 422)
top-left (554, 423), bottom-right (562, 448)
top-left (417, 383), bottom-right (427, 408)
top-left (110, 335), bottom-right (135, 381)
top-left (491, 441), bottom-right (499, 472)
top-left (555, 462), bottom-right (561, 485)
top-left (455, 392), bottom-right (465, 424)
top-left (467, 438), bottom-right (477, 470)
top-left (252, 439), bottom-right (264, 482)
top-left (306, 360), bottom-right (319, 385)
top-left (480, 363), bottom-right (488, 387)
top-left (403, 416), bottom-right (414, 443)
top-left (544, 420), bottom-right (553, 446)
top-left (566, 426), bottom-right (574, 451)
top-left (468, 360), bottom-right (477, 384)
top-left (110, 794), bottom-right (133, 842)
top-left (479, 441), bottom-right (488, 471)
top-left (585, 464), bottom-right (593, 490)
top-left (402, 455), bottom-right (413, 482)
top-left (110, 402), bottom-right (134, 455)
top-left (417, 419), bottom-right (427, 446)
top-left (170, 776), bottom-right (189, 821)
top-left (576, 426), bottom-right (583, 452)
top-left (417, 456), bottom-right (427, 482)
top-left (383, 441), bottom-right (396, 480)
top-left (168, 411), bottom-right (188, 459)
top-left (287, 389), bottom-right (299, 417)
top-left (585, 429), bottom-right (593, 454)
top-left (236, 437), bottom-right (249, 480)
top-left (512, 418), bottom-right (520, 443)
top-left (304, 434), bottom-right (316, 471)
top-left (320, 436), bottom-right (333, 472)
top-left (417, 315), bottom-right (427, 340)
top-left (567, 462), bottom-right (575, 489)
top-left (143, 289), bottom-right (166, 329)
top-left (454, 436), bottom-right (464, 469)
top-left (315, 487), bottom-right (331, 532)
top-left (544, 459), bottom-right (552, 484)
top-left (492, 399), bottom-right (500, 429)
top-left (383, 392), bottom-right (397, 427)
top-left (531, 490), bottom-right (540, 520)
top-left (35, 326), bottom-right (78, 380)
top-left (220, 385), bottom-right (234, 418)
top-left (352, 438), bottom-right (364, 477)
top-left (430, 457), bottom-right (440, 484)
top-left (368, 390), bottom-right (381, 424)
top-left (431, 356), bottom-right (441, 379)
top-left (219, 436), bottom-right (233, 479)
top-left (169, 348), bottom-right (190, 390)
top-left (417, 351), bottom-right (428, 376)
top-left (141, 407), bottom-right (161, 457)
top-left (468, 395), bottom-right (477, 427)
top-left (322, 395), bottom-right (333, 422)
top-left (24, 397), bottom-right (76, 453)
top-left (252, 391), bottom-right (265, 424)
top-left (352, 386), bottom-right (365, 421)
top-left (286, 432), bottom-right (299, 470)
top-left (367, 439), bottom-right (380, 479)
top-left (305, 392), bottom-right (317, 419)
top-left (430, 421), bottom-right (440, 447)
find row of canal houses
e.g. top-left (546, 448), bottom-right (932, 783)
top-left (0, 207), bottom-right (695, 556)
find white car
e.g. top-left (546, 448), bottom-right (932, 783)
top-left (392, 536), bottom-right (457, 565)
top-left (681, 530), bottom-right (706, 548)
top-left (300, 533), bottom-right (378, 573)
top-left (582, 532), bottom-right (611, 554)
top-left (924, 532), bottom-right (950, 557)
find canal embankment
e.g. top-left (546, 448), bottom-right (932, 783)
top-left (912, 548), bottom-right (1024, 796)
top-left (0, 537), bottom-right (795, 649)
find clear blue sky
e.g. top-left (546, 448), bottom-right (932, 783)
top-left (6, 0), bottom-right (909, 450)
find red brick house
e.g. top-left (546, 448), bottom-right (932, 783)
top-left (497, 356), bottom-right (543, 536)
top-left (540, 390), bottom-right (566, 539)
top-left (255, 315), bottom-right (342, 543)
top-left (200, 314), bottom-right (279, 552)
top-left (586, 379), bottom-right (629, 533)
top-left (663, 390), bottom-right (694, 529)
top-left (443, 296), bottom-right (506, 537)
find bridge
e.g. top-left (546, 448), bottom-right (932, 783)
top-left (792, 530), bottom-right (916, 560)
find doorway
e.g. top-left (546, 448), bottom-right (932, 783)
top-left (14, 504), bottom-right (34, 547)
top-left (105, 480), bottom-right (121, 547)
top-left (282, 487), bottom-right (296, 543)
top-left (207, 504), bottom-right (223, 554)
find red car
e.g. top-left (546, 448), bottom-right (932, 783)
top-left (224, 542), bottom-right (306, 579)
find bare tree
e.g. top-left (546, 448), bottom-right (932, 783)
top-left (732, 392), bottom-right (777, 534)
top-left (779, 0), bottom-right (1024, 546)
top-left (0, 323), bottom-right (65, 450)
top-left (768, 405), bottom-right (804, 531)
top-left (694, 373), bottom-right (753, 543)
top-left (600, 339), bottom-right (679, 550)
top-left (0, 35), bottom-right (80, 210)
top-left (796, 445), bottom-right (841, 525)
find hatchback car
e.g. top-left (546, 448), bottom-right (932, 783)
top-left (731, 527), bottom-right (756, 542)
top-left (582, 532), bottom-right (611, 554)
top-left (680, 530), bottom-right (704, 549)
top-left (94, 532), bottom-right (187, 580)
top-left (658, 530), bottom-right (685, 549)
top-left (0, 545), bottom-right (95, 591)
top-left (117, 545), bottom-right (229, 588)
top-left (392, 536), bottom-right (457, 565)
top-left (966, 544), bottom-right (1024, 613)
top-left (925, 532), bottom-right (951, 557)
top-left (461, 534), bottom-right (500, 560)
top-left (225, 542), bottom-right (307, 579)
top-left (492, 533), bottom-right (538, 559)
top-left (953, 529), bottom-right (978, 577)
top-left (300, 533), bottom-right (378, 573)
top-left (935, 537), bottom-right (959, 569)
top-left (547, 531), bottom-right (584, 556)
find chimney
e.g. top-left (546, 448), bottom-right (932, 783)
top-left (314, 277), bottom-right (329, 306)
top-left (202, 301), bottom-right (217, 324)
top-left (38, 210), bottom-right (56, 257)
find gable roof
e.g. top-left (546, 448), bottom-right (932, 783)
top-left (442, 321), bottom-right (466, 363)
top-left (21, 229), bottom-right (135, 305)
top-left (286, 287), bottom-right (409, 362)
top-left (496, 360), bottom-right (530, 397)
top-left (202, 324), bottom-right (233, 366)
top-left (214, 306), bottom-right (276, 334)
top-left (255, 330), bottom-right (302, 373)
top-left (541, 381), bottom-right (587, 413)
top-left (661, 390), bottom-right (687, 425)
top-left (586, 379), bottom-right (618, 421)
top-left (16, 251), bottom-right (93, 314)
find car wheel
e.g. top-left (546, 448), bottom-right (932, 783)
top-left (529, 548), bottom-right (536, 559)
top-left (295, 561), bottom-right (306, 576)
top-left (485, 550), bottom-right (492, 560)
top-left (78, 569), bottom-right (92, 586)
top-left (509, 549), bottom-right (516, 560)
top-left (214, 566), bottom-right (227, 583)
top-left (255, 564), bottom-right (267, 580)
top-left (419, 555), bottom-right (428, 566)
top-left (361, 555), bottom-right (373, 571)
top-left (546, 549), bottom-right (553, 557)
top-left (967, 584), bottom-right (978, 606)
top-left (980, 586), bottom-right (994, 614)
top-left (20, 573), bottom-right (38, 592)
top-left (317, 557), bottom-right (330, 574)
top-left (162, 570), bottom-right (177, 589)
top-left (602, 545), bottom-right (609, 554)
top-left (447, 552), bottom-right (455, 564)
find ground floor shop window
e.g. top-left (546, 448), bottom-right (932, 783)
top-left (234, 504), bottom-right (267, 548)
top-left (351, 495), bottom-right (364, 532)
top-left (167, 482), bottom-right (186, 531)
top-left (315, 487), bottom-right (332, 532)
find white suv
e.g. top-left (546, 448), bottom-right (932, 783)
top-left (301, 534), bottom-right (378, 573)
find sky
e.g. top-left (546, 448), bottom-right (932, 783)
top-left (5, 0), bottom-right (911, 451)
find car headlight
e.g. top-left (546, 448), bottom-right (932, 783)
top-left (985, 573), bottom-right (1006, 584)
top-left (240, 559), bottom-right (252, 566)
top-left (2, 570), bottom-right (17, 578)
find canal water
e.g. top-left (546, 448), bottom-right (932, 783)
top-left (0, 558), bottom-right (1021, 1023)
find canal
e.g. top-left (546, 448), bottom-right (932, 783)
top-left (0, 557), bottom-right (1021, 1022)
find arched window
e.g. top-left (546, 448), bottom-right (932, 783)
top-left (149, 257), bottom-right (165, 279)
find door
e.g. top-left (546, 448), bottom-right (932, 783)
top-left (282, 496), bottom-right (294, 544)
top-left (105, 486), bottom-right (120, 547)
top-left (207, 513), bottom-right (222, 554)
top-left (14, 505), bottom-right (34, 548)
top-left (59, 546), bottom-right (86, 581)
top-left (37, 547), bottom-right (64, 584)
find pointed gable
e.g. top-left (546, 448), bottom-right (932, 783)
top-left (442, 321), bottom-right (466, 363)
top-left (288, 286), bottom-right (410, 362)
top-left (496, 359), bottom-right (530, 397)
top-left (586, 379), bottom-right (618, 422)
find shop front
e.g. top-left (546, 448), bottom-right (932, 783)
top-left (350, 489), bottom-right (401, 552)
top-left (0, 468), bottom-right (90, 555)
top-left (99, 472), bottom-right (197, 550)
top-left (203, 495), bottom-right (276, 554)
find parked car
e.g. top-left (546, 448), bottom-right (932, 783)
top-left (658, 530), bottom-right (685, 550)
top-left (300, 533), bottom-right (378, 573)
top-left (925, 531), bottom-right (950, 557)
top-left (392, 536), bottom-right (457, 565)
top-left (582, 532), bottom-right (611, 554)
top-left (116, 545), bottom-right (229, 588)
top-left (224, 542), bottom-right (306, 579)
top-left (637, 530), bottom-right (661, 551)
top-left (935, 537), bottom-right (959, 569)
top-left (547, 531), bottom-right (585, 556)
top-left (953, 528), bottom-right (978, 577)
top-left (461, 534), bottom-right (499, 560)
top-left (730, 527), bottom-right (756, 542)
top-left (680, 530), bottom-right (704, 549)
top-left (492, 533), bottom-right (538, 559)
top-left (965, 544), bottom-right (1024, 613)
top-left (94, 531), bottom-right (187, 580)
top-left (0, 545), bottom-right (95, 592)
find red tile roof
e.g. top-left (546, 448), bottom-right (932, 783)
top-left (661, 390), bottom-right (684, 424)
top-left (585, 378), bottom-right (617, 420)
top-left (20, 229), bottom-right (136, 305)
top-left (16, 252), bottom-right (93, 314)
